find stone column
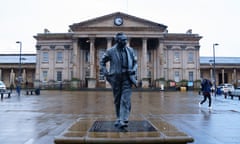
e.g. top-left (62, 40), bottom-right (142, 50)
top-left (107, 37), bottom-right (112, 51)
top-left (181, 47), bottom-right (186, 80)
top-left (222, 69), bottom-right (225, 84)
top-left (34, 46), bottom-right (41, 88)
top-left (195, 46), bottom-right (201, 81)
top-left (155, 39), bottom-right (165, 88)
top-left (10, 69), bottom-right (14, 85)
top-left (233, 69), bottom-right (237, 85)
top-left (79, 45), bottom-right (83, 81)
top-left (72, 38), bottom-right (79, 79)
top-left (127, 38), bottom-right (130, 47)
top-left (71, 39), bottom-right (80, 89)
top-left (63, 45), bottom-right (70, 80)
top-left (141, 38), bottom-right (149, 88)
top-left (49, 46), bottom-right (55, 81)
top-left (35, 46), bottom-right (40, 80)
top-left (88, 37), bottom-right (96, 88)
top-left (159, 39), bottom-right (164, 78)
top-left (22, 69), bottom-right (26, 83)
top-left (105, 37), bottom-right (112, 88)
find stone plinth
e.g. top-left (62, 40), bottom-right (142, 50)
top-left (55, 115), bottom-right (194, 144)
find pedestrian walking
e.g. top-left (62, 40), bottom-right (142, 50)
top-left (100, 32), bottom-right (138, 129)
top-left (199, 78), bottom-right (213, 109)
top-left (10, 84), bottom-right (14, 93)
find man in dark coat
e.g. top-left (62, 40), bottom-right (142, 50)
top-left (100, 32), bottom-right (137, 129)
top-left (199, 78), bottom-right (213, 109)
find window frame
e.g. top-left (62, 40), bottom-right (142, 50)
top-left (42, 52), bottom-right (49, 63)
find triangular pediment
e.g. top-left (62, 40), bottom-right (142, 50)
top-left (69, 12), bottom-right (167, 32)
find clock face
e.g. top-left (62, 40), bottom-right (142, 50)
top-left (114, 17), bottom-right (123, 26)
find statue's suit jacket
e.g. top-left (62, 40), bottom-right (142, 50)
top-left (100, 45), bottom-right (138, 87)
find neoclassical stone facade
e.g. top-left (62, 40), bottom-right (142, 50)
top-left (34, 12), bottom-right (202, 88)
top-left (200, 57), bottom-right (240, 87)
top-left (0, 54), bottom-right (35, 88)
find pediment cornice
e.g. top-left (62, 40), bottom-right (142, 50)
top-left (69, 12), bottom-right (167, 32)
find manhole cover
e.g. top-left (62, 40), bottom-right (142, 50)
top-left (89, 120), bottom-right (157, 132)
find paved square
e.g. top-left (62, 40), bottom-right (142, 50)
top-left (1, 90), bottom-right (240, 144)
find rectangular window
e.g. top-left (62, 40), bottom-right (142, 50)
top-left (42, 71), bottom-right (48, 82)
top-left (174, 71), bottom-right (180, 82)
top-left (56, 71), bottom-right (62, 81)
top-left (56, 51), bottom-right (63, 62)
top-left (188, 52), bottom-right (194, 62)
top-left (42, 52), bottom-right (49, 62)
top-left (174, 51), bottom-right (180, 62)
top-left (189, 71), bottom-right (194, 81)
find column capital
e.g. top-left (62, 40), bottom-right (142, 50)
top-left (106, 37), bottom-right (113, 41)
top-left (89, 37), bottom-right (95, 42)
top-left (72, 38), bottom-right (78, 43)
top-left (142, 37), bottom-right (148, 41)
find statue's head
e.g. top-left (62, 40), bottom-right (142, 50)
top-left (115, 32), bottom-right (127, 48)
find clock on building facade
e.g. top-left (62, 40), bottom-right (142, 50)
top-left (114, 17), bottom-right (123, 26)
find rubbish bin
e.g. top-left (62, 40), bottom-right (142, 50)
top-left (180, 86), bottom-right (186, 91)
top-left (216, 87), bottom-right (222, 95)
top-left (35, 88), bottom-right (40, 95)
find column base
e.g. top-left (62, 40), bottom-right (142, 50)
top-left (142, 79), bottom-right (149, 88)
top-left (88, 78), bottom-right (96, 88)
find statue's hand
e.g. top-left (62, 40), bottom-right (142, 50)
top-left (103, 70), bottom-right (109, 76)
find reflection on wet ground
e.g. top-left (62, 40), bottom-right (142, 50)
top-left (0, 90), bottom-right (240, 144)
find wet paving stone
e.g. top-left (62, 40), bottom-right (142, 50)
top-left (0, 90), bottom-right (240, 144)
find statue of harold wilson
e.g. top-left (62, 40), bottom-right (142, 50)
top-left (100, 32), bottom-right (138, 129)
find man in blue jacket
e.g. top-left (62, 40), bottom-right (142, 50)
top-left (199, 78), bottom-right (213, 109)
top-left (100, 32), bottom-right (137, 129)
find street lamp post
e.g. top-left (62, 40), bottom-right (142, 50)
top-left (16, 41), bottom-right (22, 96)
top-left (213, 43), bottom-right (219, 96)
top-left (209, 60), bottom-right (213, 81)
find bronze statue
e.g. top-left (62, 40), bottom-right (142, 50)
top-left (100, 32), bottom-right (137, 129)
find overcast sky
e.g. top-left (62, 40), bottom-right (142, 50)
top-left (0, 0), bottom-right (239, 57)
